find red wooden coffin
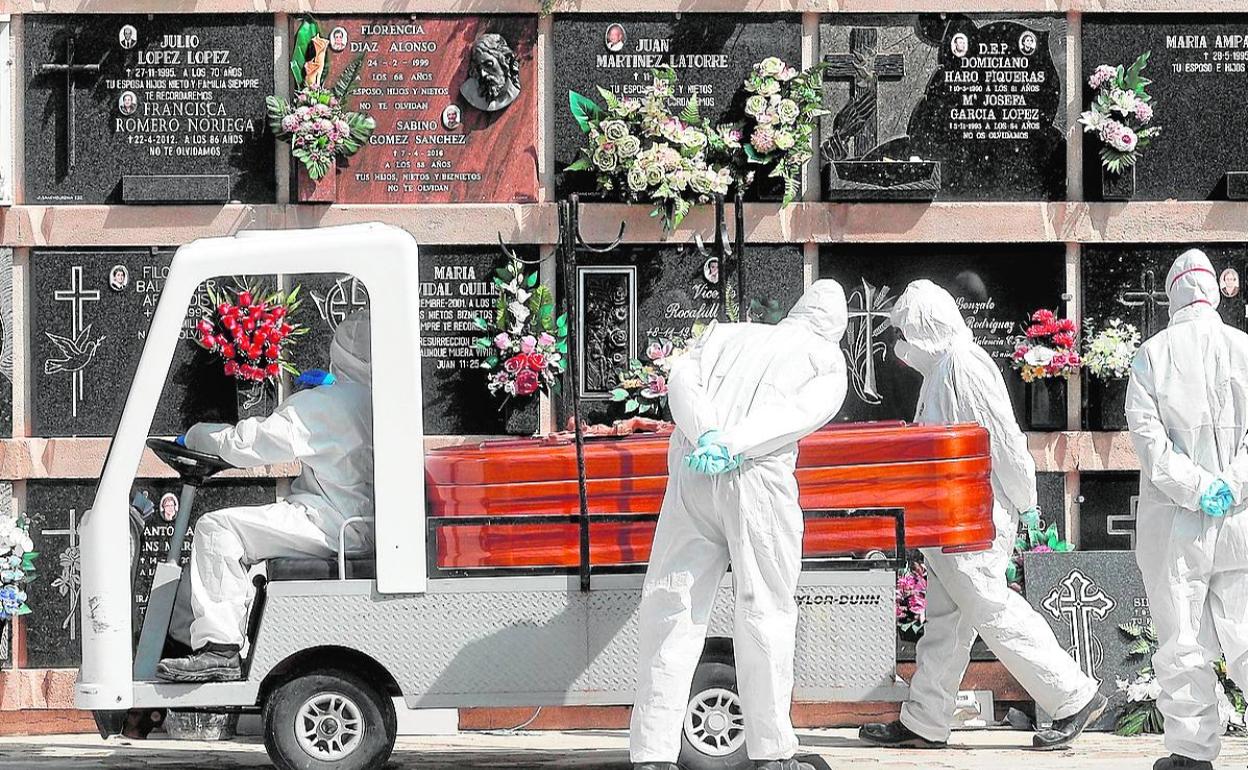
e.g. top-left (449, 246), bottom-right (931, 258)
top-left (425, 422), bottom-right (994, 572)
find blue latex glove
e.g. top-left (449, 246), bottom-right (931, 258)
top-left (685, 443), bottom-right (742, 476)
top-left (295, 369), bottom-right (337, 390)
top-left (1200, 480), bottom-right (1235, 517)
top-left (1020, 507), bottom-right (1041, 529)
top-left (697, 429), bottom-right (723, 448)
top-left (175, 435), bottom-right (186, 447)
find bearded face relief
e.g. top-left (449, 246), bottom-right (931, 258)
top-left (460, 33), bottom-right (522, 112)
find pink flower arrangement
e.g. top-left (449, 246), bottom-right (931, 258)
top-left (475, 258), bottom-right (568, 405)
top-left (1078, 53), bottom-right (1161, 175)
top-left (1012, 308), bottom-right (1081, 382)
top-left (896, 562), bottom-right (927, 636)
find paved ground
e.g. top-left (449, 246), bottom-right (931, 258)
top-left (0, 730), bottom-right (1246, 769)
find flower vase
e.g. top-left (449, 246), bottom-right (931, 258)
top-left (236, 380), bottom-right (276, 422)
top-left (1025, 377), bottom-right (1068, 431)
top-left (296, 161), bottom-right (337, 204)
top-left (1102, 165), bottom-right (1136, 201)
top-left (1087, 375), bottom-right (1130, 432)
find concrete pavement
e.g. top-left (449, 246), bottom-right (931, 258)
top-left (0, 730), bottom-right (1246, 769)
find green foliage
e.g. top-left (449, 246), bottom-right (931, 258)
top-left (333, 53), bottom-right (367, 103)
top-left (291, 19), bottom-right (319, 87)
top-left (568, 91), bottom-right (602, 134)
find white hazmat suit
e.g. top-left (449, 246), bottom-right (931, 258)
top-left (630, 280), bottom-right (849, 764)
top-left (171, 311), bottom-right (374, 650)
top-left (890, 280), bottom-right (1098, 743)
top-left (1127, 249), bottom-right (1248, 763)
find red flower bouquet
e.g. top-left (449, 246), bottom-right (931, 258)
top-left (196, 285), bottom-right (307, 383)
top-left (1011, 308), bottom-right (1081, 382)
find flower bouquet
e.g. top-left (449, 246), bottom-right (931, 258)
top-left (896, 560), bottom-right (927, 641)
top-left (195, 285), bottom-right (307, 402)
top-left (474, 258), bottom-right (568, 405)
top-left (0, 511), bottom-right (36, 622)
top-left (1083, 319), bottom-right (1141, 431)
top-left (267, 18), bottom-right (376, 197)
top-left (725, 57), bottom-right (828, 206)
top-left (610, 338), bottom-right (687, 419)
top-left (1079, 53), bottom-right (1161, 198)
top-left (566, 68), bottom-right (737, 231)
top-left (1006, 508), bottom-right (1071, 593)
top-left (1012, 309), bottom-right (1079, 430)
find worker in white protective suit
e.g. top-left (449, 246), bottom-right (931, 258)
top-left (859, 280), bottom-right (1105, 751)
top-left (158, 311), bottom-right (373, 682)
top-left (1126, 249), bottom-right (1248, 770)
top-left (630, 280), bottom-right (849, 770)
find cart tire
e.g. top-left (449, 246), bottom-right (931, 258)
top-left (262, 668), bottom-right (396, 770)
top-left (679, 650), bottom-right (749, 770)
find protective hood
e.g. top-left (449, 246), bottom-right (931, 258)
top-left (782, 280), bottom-right (848, 344)
top-left (329, 310), bottom-right (372, 387)
top-left (1166, 248), bottom-right (1220, 319)
top-left (890, 280), bottom-right (974, 375)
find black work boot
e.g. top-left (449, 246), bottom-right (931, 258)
top-left (1153, 755), bottom-right (1214, 770)
top-left (156, 643), bottom-right (241, 682)
top-left (1032, 692), bottom-right (1109, 750)
top-left (858, 720), bottom-right (947, 749)
top-left (632, 764), bottom-right (679, 770)
top-left (755, 759), bottom-right (816, 770)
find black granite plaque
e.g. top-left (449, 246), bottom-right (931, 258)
top-left (567, 243), bottom-right (804, 424)
top-left (30, 249), bottom-right (256, 437)
top-left (553, 14), bottom-right (802, 198)
top-left (1082, 244), bottom-right (1248, 342)
top-left (287, 273), bottom-right (372, 378)
top-left (1038, 471), bottom-right (1067, 539)
top-left (820, 14), bottom-right (1066, 201)
top-left (25, 479), bottom-right (275, 669)
top-left (1025, 550), bottom-right (1151, 731)
top-left (1083, 15), bottom-right (1248, 200)
top-left (1077, 471), bottom-right (1141, 552)
top-left (24, 14), bottom-right (275, 204)
top-left (820, 244), bottom-right (1066, 424)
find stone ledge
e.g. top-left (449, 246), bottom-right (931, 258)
top-left (7, 202), bottom-right (1248, 248)
top-left (7, 0), bottom-right (1247, 13)
top-left (1029, 431), bottom-right (1140, 473)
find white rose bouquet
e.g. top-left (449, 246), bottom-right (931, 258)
top-left (566, 68), bottom-right (736, 231)
top-left (1079, 52), bottom-right (1161, 174)
top-left (1083, 319), bottom-right (1141, 380)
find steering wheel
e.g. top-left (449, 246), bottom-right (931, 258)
top-left (145, 438), bottom-right (235, 486)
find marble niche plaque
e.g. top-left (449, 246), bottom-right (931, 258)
top-left (24, 480), bottom-right (275, 668)
top-left (567, 243), bottom-right (804, 425)
top-left (553, 13), bottom-right (802, 199)
top-left (29, 250), bottom-right (260, 437)
top-left (820, 14), bottom-right (1067, 201)
top-left (1083, 15), bottom-right (1248, 200)
top-left (820, 244), bottom-right (1066, 424)
top-left (1025, 550), bottom-right (1151, 731)
top-left (24, 14), bottom-right (275, 204)
top-left (321, 16), bottom-right (539, 203)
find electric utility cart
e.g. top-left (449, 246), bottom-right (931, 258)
top-left (77, 222), bottom-right (995, 770)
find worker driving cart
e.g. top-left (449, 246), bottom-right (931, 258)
top-left (159, 311), bottom-right (374, 682)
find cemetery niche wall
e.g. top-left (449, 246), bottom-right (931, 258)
top-left (553, 13), bottom-right (802, 200)
top-left (24, 14), bottom-right (275, 205)
top-left (312, 15), bottom-right (539, 204)
top-left (820, 244), bottom-right (1066, 427)
top-left (1083, 14), bottom-right (1248, 201)
top-left (24, 480), bottom-right (275, 669)
top-left (820, 13), bottom-right (1067, 201)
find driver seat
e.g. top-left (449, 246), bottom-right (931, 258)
top-left (263, 516), bottom-right (376, 582)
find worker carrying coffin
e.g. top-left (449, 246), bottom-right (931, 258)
top-left (630, 280), bottom-right (849, 770)
top-left (159, 311), bottom-right (374, 683)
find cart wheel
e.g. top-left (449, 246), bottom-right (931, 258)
top-left (262, 668), bottom-right (396, 770)
top-left (679, 649), bottom-right (749, 770)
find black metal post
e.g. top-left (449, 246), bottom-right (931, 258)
top-left (734, 189), bottom-right (746, 322)
top-left (561, 197), bottom-right (593, 592)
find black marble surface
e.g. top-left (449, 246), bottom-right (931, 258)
top-left (1077, 471), bottom-right (1140, 552)
top-left (1082, 244), bottom-right (1248, 341)
top-left (553, 13), bottom-right (802, 199)
top-left (29, 249), bottom-right (252, 437)
top-left (819, 244), bottom-right (1066, 424)
top-left (24, 14), bottom-right (275, 204)
top-left (24, 479), bottom-right (275, 669)
top-left (1024, 550), bottom-right (1150, 731)
top-left (821, 14), bottom-right (1067, 201)
top-left (1082, 15), bottom-right (1248, 200)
